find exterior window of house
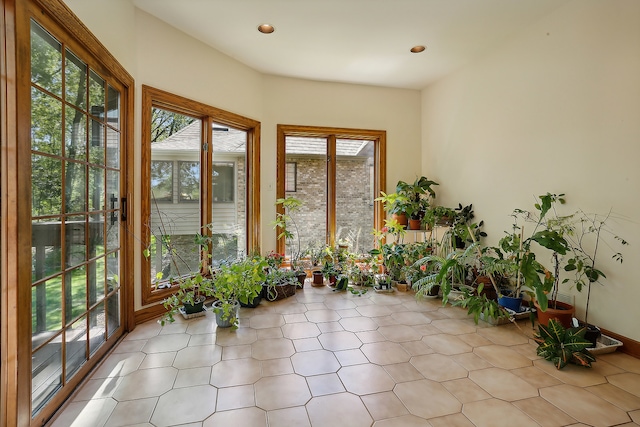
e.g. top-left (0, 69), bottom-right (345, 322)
top-left (179, 161), bottom-right (200, 202)
top-left (151, 161), bottom-right (173, 201)
top-left (142, 86), bottom-right (260, 305)
top-left (285, 162), bottom-right (297, 192)
top-left (213, 162), bottom-right (235, 202)
top-left (277, 125), bottom-right (385, 256)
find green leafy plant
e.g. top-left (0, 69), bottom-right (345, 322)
top-left (396, 176), bottom-right (439, 220)
top-left (534, 319), bottom-right (596, 369)
top-left (211, 256), bottom-right (267, 329)
top-left (272, 196), bottom-right (305, 272)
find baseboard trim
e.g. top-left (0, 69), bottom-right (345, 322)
top-left (134, 303), bottom-right (166, 325)
top-left (601, 328), bottom-right (640, 359)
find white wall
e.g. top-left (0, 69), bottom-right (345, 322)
top-left (62, 1), bottom-right (422, 310)
top-left (422, 0), bottom-right (640, 340)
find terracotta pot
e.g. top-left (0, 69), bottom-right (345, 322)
top-left (312, 271), bottom-right (324, 286)
top-left (396, 282), bottom-right (408, 292)
top-left (534, 300), bottom-right (575, 329)
top-left (391, 213), bottom-right (408, 227)
top-left (408, 218), bottom-right (422, 230)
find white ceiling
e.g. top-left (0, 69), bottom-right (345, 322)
top-left (132, 0), bottom-right (568, 90)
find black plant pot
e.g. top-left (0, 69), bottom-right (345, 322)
top-left (584, 324), bottom-right (602, 348)
top-left (239, 294), bottom-right (262, 308)
top-left (183, 296), bottom-right (206, 314)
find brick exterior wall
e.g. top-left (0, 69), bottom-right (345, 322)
top-left (286, 155), bottom-right (374, 255)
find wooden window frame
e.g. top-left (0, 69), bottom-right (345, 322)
top-left (276, 124), bottom-right (386, 252)
top-left (2, 0), bottom-right (135, 425)
top-left (140, 85), bottom-right (260, 307)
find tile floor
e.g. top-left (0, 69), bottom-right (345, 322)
top-left (50, 284), bottom-right (640, 427)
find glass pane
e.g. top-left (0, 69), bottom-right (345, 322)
top-left (32, 219), bottom-right (63, 281)
top-left (32, 154), bottom-right (62, 217)
top-left (106, 252), bottom-right (119, 289)
top-left (285, 136), bottom-right (327, 256)
top-left (31, 87), bottom-right (62, 155)
top-left (88, 257), bottom-right (106, 306)
top-left (89, 70), bottom-right (105, 121)
top-left (104, 212), bottom-right (119, 253)
top-left (89, 166), bottom-right (104, 211)
top-left (336, 139), bottom-right (375, 255)
top-left (65, 316), bottom-right (87, 382)
top-left (107, 84), bottom-right (120, 130)
top-left (30, 20), bottom-right (62, 96)
top-left (31, 279), bottom-right (63, 340)
top-left (106, 291), bottom-right (120, 338)
top-left (65, 266), bottom-right (87, 322)
top-left (65, 49), bottom-right (87, 111)
top-left (89, 303), bottom-right (106, 355)
top-left (64, 161), bottom-right (87, 214)
top-left (89, 119), bottom-right (105, 166)
top-left (32, 343), bottom-right (62, 415)
top-left (150, 108), bottom-right (199, 282)
top-left (90, 213), bottom-right (106, 256)
top-left (212, 162), bottom-right (234, 202)
top-left (65, 105), bottom-right (87, 161)
top-left (65, 216), bottom-right (86, 268)
top-left (179, 161), bottom-right (200, 202)
top-left (151, 161), bottom-right (173, 201)
top-left (211, 125), bottom-right (245, 260)
top-left (106, 127), bottom-right (120, 169)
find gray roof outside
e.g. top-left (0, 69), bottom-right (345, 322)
top-left (152, 121), bottom-right (373, 157)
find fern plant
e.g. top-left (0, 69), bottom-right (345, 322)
top-left (534, 319), bottom-right (596, 369)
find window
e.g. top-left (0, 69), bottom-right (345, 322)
top-left (178, 161), bottom-right (200, 202)
top-left (285, 162), bottom-right (297, 192)
top-left (277, 125), bottom-right (385, 255)
top-left (213, 162), bottom-right (234, 202)
top-left (141, 86), bottom-right (260, 305)
top-left (151, 161), bottom-right (173, 201)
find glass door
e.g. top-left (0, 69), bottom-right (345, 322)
top-left (30, 20), bottom-right (123, 416)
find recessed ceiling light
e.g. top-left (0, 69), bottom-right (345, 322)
top-left (410, 45), bottom-right (426, 53)
top-left (257, 24), bottom-right (275, 34)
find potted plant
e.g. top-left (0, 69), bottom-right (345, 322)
top-left (156, 227), bottom-right (218, 326)
top-left (211, 255), bottom-right (267, 329)
top-left (396, 176), bottom-right (439, 229)
top-left (375, 191), bottom-right (410, 226)
top-left (534, 319), bottom-right (596, 370)
top-left (272, 196), bottom-right (307, 281)
top-left (263, 268), bottom-right (298, 301)
top-left (451, 203), bottom-right (487, 249)
top-left (321, 260), bottom-right (340, 286)
top-left (423, 205), bottom-right (457, 229)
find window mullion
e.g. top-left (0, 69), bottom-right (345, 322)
top-left (327, 135), bottom-right (337, 247)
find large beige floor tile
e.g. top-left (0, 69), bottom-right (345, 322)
top-left (150, 385), bottom-right (217, 427)
top-left (306, 373), bottom-right (345, 396)
top-left (422, 334), bottom-right (472, 355)
top-left (174, 366), bottom-right (211, 388)
top-left (476, 325), bottom-right (530, 346)
top-left (91, 352), bottom-right (145, 379)
top-left (104, 397), bottom-right (157, 427)
top-left (112, 366), bottom-right (177, 401)
top-left (267, 406), bottom-right (311, 427)
top-left (305, 309), bottom-right (341, 323)
top-left (442, 378), bottom-right (491, 403)
top-left (540, 384), bottom-right (631, 427)
top-left (451, 352), bottom-right (492, 371)
top-left (430, 319), bottom-right (477, 335)
top-left (214, 326), bottom-right (257, 346)
top-left (390, 311), bottom-right (432, 326)
top-left (410, 353), bottom-right (468, 382)
top-left (254, 374), bottom-right (311, 410)
top-left (473, 344), bottom-right (533, 369)
top-left (50, 398), bottom-right (117, 427)
top-left (428, 413), bottom-right (475, 427)
top-left (141, 333), bottom-right (190, 353)
top-left (512, 396), bottom-right (577, 427)
top-left (510, 365), bottom-right (562, 388)
top-left (394, 379), bottom-right (462, 419)
top-left (334, 348), bottom-right (369, 366)
top-left (533, 359), bottom-right (609, 387)
top-left (306, 393), bottom-right (373, 427)
top-left (384, 362), bottom-right (425, 383)
top-left (362, 341), bottom-right (411, 365)
top-left (607, 372), bottom-right (640, 398)
top-left (361, 391), bottom-right (409, 420)
top-left (216, 384), bottom-right (255, 411)
top-left (463, 399), bottom-right (538, 427)
top-left (338, 363), bottom-right (396, 395)
top-left (210, 358), bottom-right (262, 387)
top-left (203, 406), bottom-right (266, 427)
top-left (339, 316), bottom-right (379, 332)
top-left (250, 313), bottom-right (285, 329)
top-left (318, 330), bottom-right (362, 351)
top-left (587, 382), bottom-right (640, 411)
top-left (378, 325), bottom-right (423, 342)
top-left (291, 349), bottom-right (340, 376)
top-left (356, 304), bottom-right (393, 317)
top-left (373, 414), bottom-right (432, 426)
top-left (469, 367), bottom-right (538, 401)
top-left (173, 344), bottom-right (222, 369)
top-left (401, 340), bottom-right (435, 356)
top-left (251, 337), bottom-right (295, 360)
top-left (281, 322), bottom-right (321, 339)
top-left (599, 352), bottom-right (640, 374)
